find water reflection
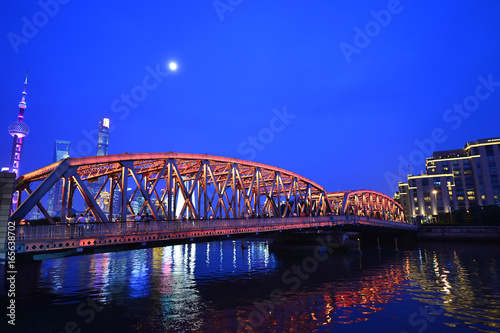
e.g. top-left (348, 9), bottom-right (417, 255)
top-left (13, 239), bottom-right (500, 333)
top-left (405, 242), bottom-right (500, 332)
top-left (236, 255), bottom-right (411, 332)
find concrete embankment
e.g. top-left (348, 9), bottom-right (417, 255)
top-left (418, 225), bottom-right (500, 241)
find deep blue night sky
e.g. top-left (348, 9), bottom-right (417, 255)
top-left (1, 0), bottom-right (500, 196)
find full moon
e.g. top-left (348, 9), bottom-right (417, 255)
top-left (168, 62), bottom-right (178, 71)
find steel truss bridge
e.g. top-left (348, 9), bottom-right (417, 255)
top-left (10, 153), bottom-right (415, 257)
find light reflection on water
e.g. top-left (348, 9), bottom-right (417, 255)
top-left (12, 239), bottom-right (500, 332)
top-left (403, 244), bottom-right (500, 332)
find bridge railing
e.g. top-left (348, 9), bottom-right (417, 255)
top-left (16, 215), bottom-right (416, 243)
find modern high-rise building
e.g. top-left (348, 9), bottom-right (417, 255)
top-left (175, 179), bottom-right (196, 219)
top-left (97, 189), bottom-right (110, 213)
top-left (88, 117), bottom-right (121, 218)
top-left (47, 140), bottom-right (71, 216)
top-left (8, 71), bottom-right (30, 177)
top-left (396, 137), bottom-right (500, 223)
top-left (128, 187), bottom-right (145, 216)
top-left (97, 117), bottom-right (110, 156)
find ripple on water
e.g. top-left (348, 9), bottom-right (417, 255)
top-left (12, 240), bottom-right (500, 333)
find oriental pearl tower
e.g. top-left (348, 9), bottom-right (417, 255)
top-left (8, 70), bottom-right (30, 178)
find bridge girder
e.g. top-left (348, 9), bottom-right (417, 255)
top-left (325, 190), bottom-right (405, 222)
top-left (11, 153), bottom-right (333, 223)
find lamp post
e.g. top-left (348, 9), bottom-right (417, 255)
top-left (447, 181), bottom-right (453, 224)
top-left (432, 190), bottom-right (439, 224)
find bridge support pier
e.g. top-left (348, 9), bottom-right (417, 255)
top-left (356, 232), bottom-right (417, 252)
top-left (269, 230), bottom-right (349, 252)
top-left (0, 172), bottom-right (16, 295)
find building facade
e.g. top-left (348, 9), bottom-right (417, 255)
top-left (87, 117), bottom-right (123, 219)
top-left (96, 117), bottom-right (110, 157)
top-left (88, 117), bottom-right (111, 204)
top-left (397, 137), bottom-right (500, 223)
top-left (47, 140), bottom-right (71, 216)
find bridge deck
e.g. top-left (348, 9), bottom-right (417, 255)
top-left (15, 216), bottom-right (417, 257)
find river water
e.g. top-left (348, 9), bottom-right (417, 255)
top-left (5, 238), bottom-right (500, 332)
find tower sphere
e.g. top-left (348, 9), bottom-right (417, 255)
top-left (9, 121), bottom-right (30, 138)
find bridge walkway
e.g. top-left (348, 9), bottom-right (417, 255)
top-left (15, 215), bottom-right (417, 258)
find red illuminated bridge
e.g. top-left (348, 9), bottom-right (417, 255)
top-left (10, 153), bottom-right (416, 258)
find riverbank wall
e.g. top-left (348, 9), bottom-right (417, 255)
top-left (418, 225), bottom-right (500, 241)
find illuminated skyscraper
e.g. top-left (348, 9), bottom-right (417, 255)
top-left (98, 118), bottom-right (121, 217)
top-left (128, 187), bottom-right (145, 216)
top-left (97, 189), bottom-right (110, 213)
top-left (88, 117), bottom-right (120, 217)
top-left (8, 71), bottom-right (30, 177)
top-left (97, 117), bottom-right (110, 156)
top-left (47, 140), bottom-right (71, 216)
top-left (88, 118), bottom-right (109, 205)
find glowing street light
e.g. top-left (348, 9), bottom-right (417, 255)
top-left (432, 190), bottom-right (439, 224)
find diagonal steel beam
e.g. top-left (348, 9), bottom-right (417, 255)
top-left (71, 170), bottom-right (109, 223)
top-left (11, 159), bottom-right (72, 221)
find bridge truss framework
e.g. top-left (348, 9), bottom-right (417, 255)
top-left (10, 153), bottom-right (406, 224)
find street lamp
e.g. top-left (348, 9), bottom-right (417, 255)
top-left (447, 181), bottom-right (453, 223)
top-left (432, 190), bottom-right (439, 224)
